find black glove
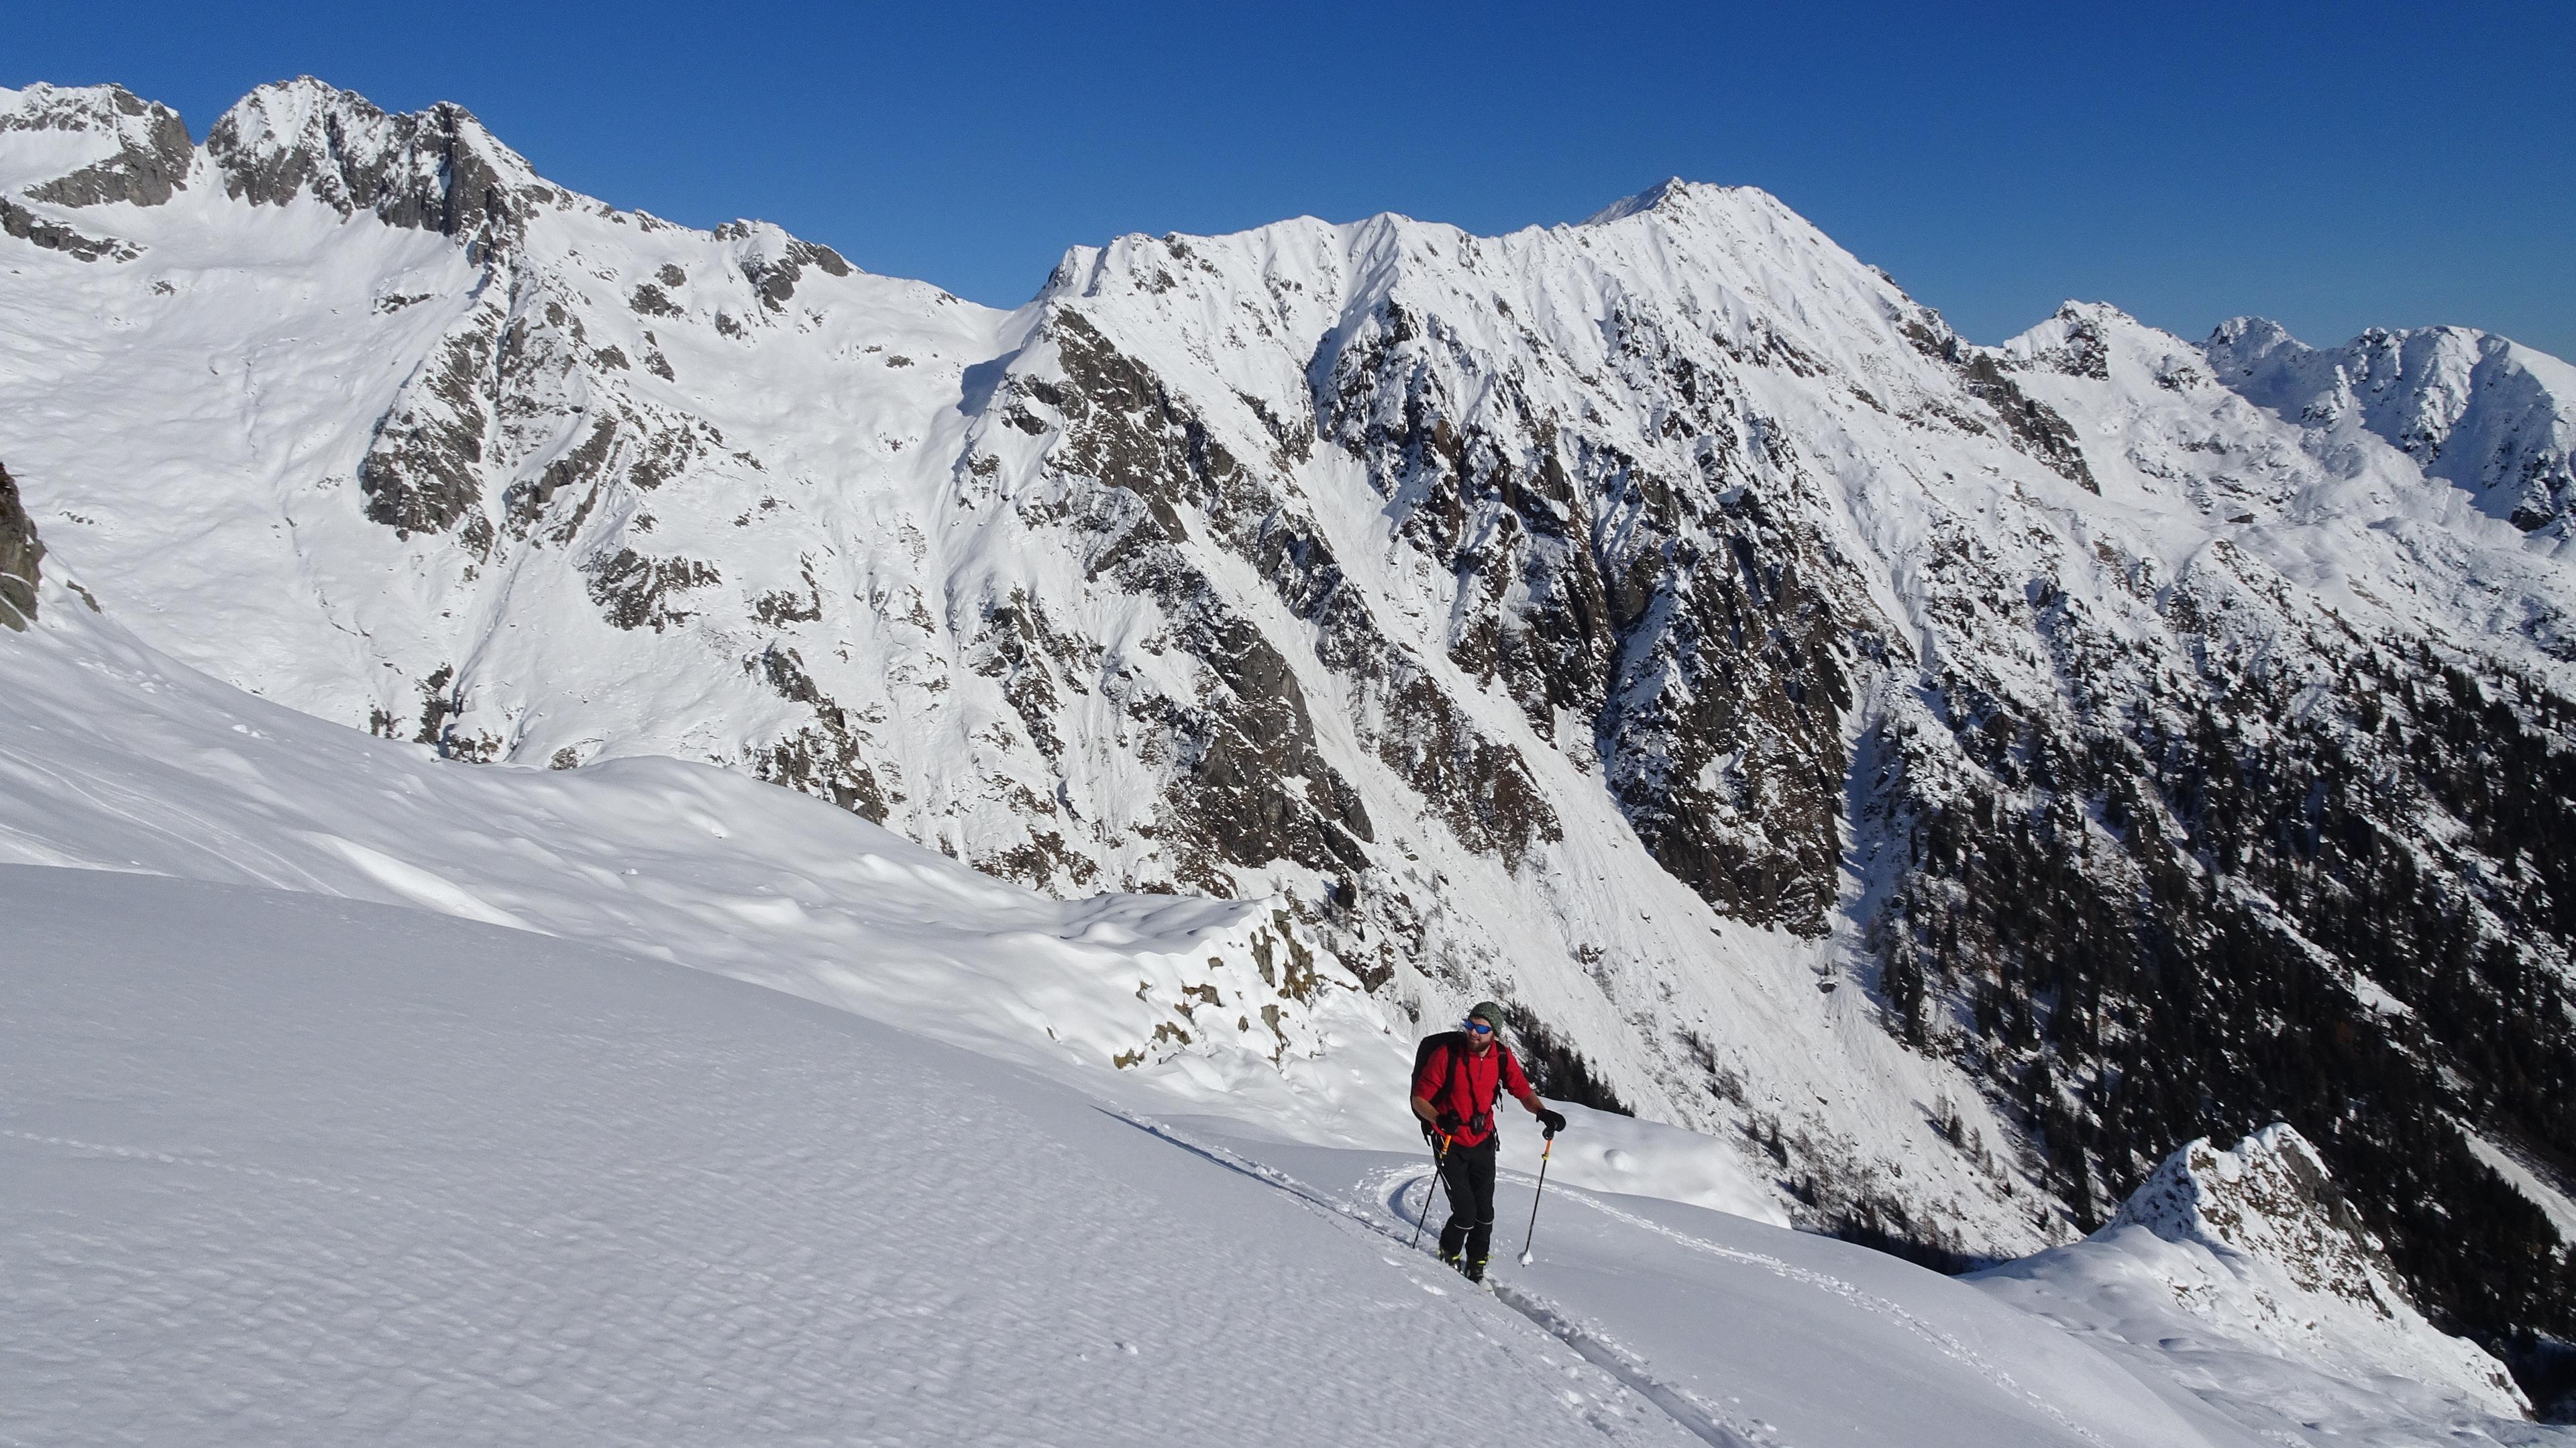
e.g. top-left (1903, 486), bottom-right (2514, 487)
top-left (1436, 1110), bottom-right (1463, 1133)
top-left (1536, 1108), bottom-right (1568, 1136)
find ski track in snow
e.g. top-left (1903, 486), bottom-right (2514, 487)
top-left (1525, 1178), bottom-right (2110, 1447)
top-left (1116, 1111), bottom-right (2116, 1448)
top-left (1110, 1111), bottom-right (1764, 1446)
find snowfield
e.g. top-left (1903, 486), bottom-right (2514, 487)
top-left (2, 599), bottom-right (2565, 1445)
top-left (12, 864), bottom-right (2555, 1448)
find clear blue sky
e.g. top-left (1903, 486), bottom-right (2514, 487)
top-left (14, 1), bottom-right (2574, 358)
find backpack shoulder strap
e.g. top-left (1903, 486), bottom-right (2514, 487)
top-left (1415, 1031), bottom-right (1461, 1088)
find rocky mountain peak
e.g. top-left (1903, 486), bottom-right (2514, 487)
top-left (0, 81), bottom-right (166, 135)
top-left (2112, 1125), bottom-right (2402, 1306)
top-left (1576, 176), bottom-right (1790, 231)
top-left (205, 77), bottom-right (546, 250)
top-left (0, 81), bottom-right (192, 208)
top-left (1578, 175), bottom-right (1700, 225)
top-left (2202, 313), bottom-right (2300, 365)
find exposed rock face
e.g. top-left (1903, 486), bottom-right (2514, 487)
top-left (0, 197), bottom-right (139, 262)
top-left (714, 219), bottom-right (856, 311)
top-left (0, 459), bottom-right (42, 629)
top-left (0, 83), bottom-right (192, 208)
top-left (204, 77), bottom-right (547, 253)
top-left (4, 87), bottom-right (2575, 1360)
top-left (2116, 1125), bottom-right (2410, 1310)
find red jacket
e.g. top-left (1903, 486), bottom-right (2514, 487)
top-left (1413, 1037), bottom-right (1530, 1147)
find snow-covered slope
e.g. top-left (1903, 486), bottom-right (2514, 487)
top-left (1, 867), bottom-right (1742, 1447)
top-left (0, 377), bottom-right (2557, 1442)
top-left (0, 548), bottom-right (1780, 1216)
top-left (4, 74), bottom-right (2574, 1358)
top-left (11, 864), bottom-right (2565, 1446)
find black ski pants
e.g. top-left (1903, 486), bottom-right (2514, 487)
top-left (1436, 1137), bottom-right (1499, 1264)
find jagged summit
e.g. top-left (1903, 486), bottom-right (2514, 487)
top-left (1574, 176), bottom-right (1782, 229)
top-left (2204, 314), bottom-right (2576, 531)
top-left (0, 80), bottom-right (174, 136)
top-left (203, 76), bottom-right (553, 248)
top-left (1579, 175), bottom-right (1701, 225)
top-left (0, 81), bottom-right (191, 207)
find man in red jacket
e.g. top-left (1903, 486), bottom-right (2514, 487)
top-left (1411, 1000), bottom-right (1566, 1281)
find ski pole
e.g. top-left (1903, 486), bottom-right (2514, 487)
top-left (1518, 1127), bottom-right (1556, 1264)
top-left (1409, 1134), bottom-right (1451, 1249)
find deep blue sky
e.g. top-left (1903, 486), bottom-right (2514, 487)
top-left (14, 1), bottom-right (2573, 357)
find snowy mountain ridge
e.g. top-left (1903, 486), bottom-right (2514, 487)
top-left (2206, 315), bottom-right (2576, 532)
top-left (3, 74), bottom-right (2573, 1369)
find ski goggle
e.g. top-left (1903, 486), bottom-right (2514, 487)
top-left (1465, 1021), bottom-right (1495, 1035)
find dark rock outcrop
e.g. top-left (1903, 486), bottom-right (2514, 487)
top-left (0, 83), bottom-right (192, 209)
top-left (206, 78), bottom-right (536, 253)
top-left (582, 547), bottom-right (720, 632)
top-left (0, 460), bottom-right (43, 629)
top-left (0, 197), bottom-right (140, 262)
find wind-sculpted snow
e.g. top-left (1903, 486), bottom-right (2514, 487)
top-left (4, 75), bottom-right (2575, 1361)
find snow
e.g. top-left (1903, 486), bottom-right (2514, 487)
top-left (0, 82), bottom-right (164, 193)
top-left (2461, 1127), bottom-right (2576, 1245)
top-left (7, 861), bottom-right (2522, 1448)
top-left (1, 867), bottom-right (1695, 1446)
top-left (1972, 1129), bottom-right (2559, 1445)
top-left (0, 572), bottom-right (1786, 1222)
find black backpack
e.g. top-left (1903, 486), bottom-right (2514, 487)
top-left (1413, 1029), bottom-right (1508, 1139)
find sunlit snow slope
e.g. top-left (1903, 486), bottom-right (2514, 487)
top-left (5, 868), bottom-right (2563, 1447)
top-left (0, 568), bottom-right (1774, 1217)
